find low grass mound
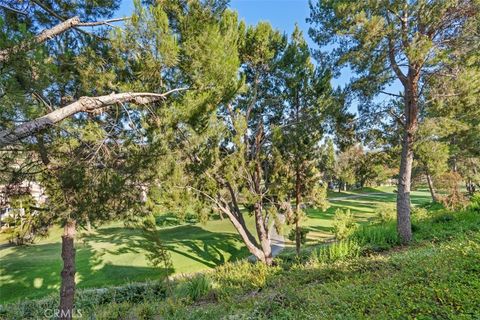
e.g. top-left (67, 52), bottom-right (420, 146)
top-left (3, 208), bottom-right (479, 319)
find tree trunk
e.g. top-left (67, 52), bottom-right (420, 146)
top-left (397, 130), bottom-right (413, 244)
top-left (59, 220), bottom-right (76, 320)
top-left (219, 205), bottom-right (265, 262)
top-left (295, 168), bottom-right (301, 256)
top-left (397, 78), bottom-right (418, 244)
top-left (425, 170), bottom-right (438, 202)
top-left (254, 203), bottom-right (273, 265)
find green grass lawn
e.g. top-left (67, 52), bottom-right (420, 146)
top-left (303, 187), bottom-right (432, 242)
top-left (0, 217), bottom-right (257, 304)
top-left (0, 187), bottom-right (432, 304)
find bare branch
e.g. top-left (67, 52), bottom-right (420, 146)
top-left (0, 4), bottom-right (28, 15)
top-left (0, 88), bottom-right (188, 147)
top-left (380, 90), bottom-right (404, 98)
top-left (0, 16), bottom-right (129, 63)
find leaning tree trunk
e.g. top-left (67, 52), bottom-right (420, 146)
top-left (253, 203), bottom-right (273, 265)
top-left (397, 79), bottom-right (418, 244)
top-left (425, 170), bottom-right (438, 202)
top-left (59, 220), bottom-right (76, 320)
top-left (294, 168), bottom-right (302, 256)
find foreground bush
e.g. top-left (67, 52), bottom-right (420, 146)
top-left (309, 239), bottom-right (360, 263)
top-left (470, 192), bottom-right (480, 213)
top-left (332, 209), bottom-right (357, 240)
top-left (351, 222), bottom-right (399, 252)
top-left (373, 202), bottom-right (396, 223)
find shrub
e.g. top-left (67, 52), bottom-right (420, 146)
top-left (212, 260), bottom-right (272, 295)
top-left (351, 222), bottom-right (399, 252)
top-left (374, 203), bottom-right (396, 223)
top-left (310, 240), bottom-right (360, 264)
top-left (436, 171), bottom-right (468, 210)
top-left (174, 274), bottom-right (213, 302)
top-left (469, 192), bottom-right (480, 213)
top-left (287, 227), bottom-right (309, 244)
top-left (411, 207), bottom-right (429, 221)
top-left (332, 209), bottom-right (357, 240)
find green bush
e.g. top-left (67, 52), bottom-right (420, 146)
top-left (287, 227), bottom-right (309, 244)
top-left (351, 222), bottom-right (399, 252)
top-left (432, 212), bottom-right (454, 223)
top-left (374, 203), bottom-right (396, 223)
top-left (469, 192), bottom-right (480, 213)
top-left (310, 240), bottom-right (360, 264)
top-left (411, 206), bottom-right (429, 221)
top-left (332, 209), bottom-right (357, 240)
top-left (174, 274), bottom-right (213, 302)
top-left (212, 260), bottom-right (273, 295)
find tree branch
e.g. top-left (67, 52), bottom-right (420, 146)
top-left (0, 88), bottom-right (188, 147)
top-left (0, 16), bottom-right (129, 63)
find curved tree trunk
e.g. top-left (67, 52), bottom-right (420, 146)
top-left (216, 201), bottom-right (266, 263)
top-left (59, 220), bottom-right (76, 320)
top-left (426, 170), bottom-right (438, 202)
top-left (254, 203), bottom-right (273, 265)
top-left (295, 168), bottom-right (302, 256)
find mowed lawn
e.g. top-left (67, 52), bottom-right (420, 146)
top-left (0, 187), bottom-right (432, 304)
top-left (303, 186), bottom-right (432, 242)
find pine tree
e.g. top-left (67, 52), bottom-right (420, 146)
top-left (309, 0), bottom-right (480, 243)
top-left (271, 26), bottom-right (331, 255)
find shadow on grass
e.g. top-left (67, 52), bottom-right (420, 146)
top-left (0, 237), bottom-right (173, 304)
top-left (86, 225), bottom-right (249, 269)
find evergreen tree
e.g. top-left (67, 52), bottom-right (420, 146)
top-left (271, 26), bottom-right (330, 255)
top-left (309, 0), bottom-right (480, 243)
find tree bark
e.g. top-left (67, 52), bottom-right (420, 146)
top-left (397, 130), bottom-right (413, 243)
top-left (215, 199), bottom-right (265, 262)
top-left (59, 219), bottom-right (76, 320)
top-left (295, 168), bottom-right (301, 256)
top-left (425, 170), bottom-right (438, 202)
top-left (254, 203), bottom-right (272, 265)
top-left (397, 77), bottom-right (419, 244)
top-left (0, 16), bottom-right (128, 63)
top-left (0, 89), bottom-right (187, 147)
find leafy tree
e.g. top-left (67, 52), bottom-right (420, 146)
top-left (335, 145), bottom-right (362, 192)
top-left (2, 193), bottom-right (51, 245)
top-left (0, 1), bottom-right (201, 317)
top-left (270, 26), bottom-right (330, 255)
top-left (155, 20), bottom-right (285, 265)
top-left (356, 151), bottom-right (395, 188)
top-left (309, 0), bottom-right (479, 243)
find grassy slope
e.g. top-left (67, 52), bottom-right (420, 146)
top-left (148, 210), bottom-right (480, 319)
top-left (0, 187), bottom-right (431, 304)
top-left (168, 233), bottom-right (480, 319)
